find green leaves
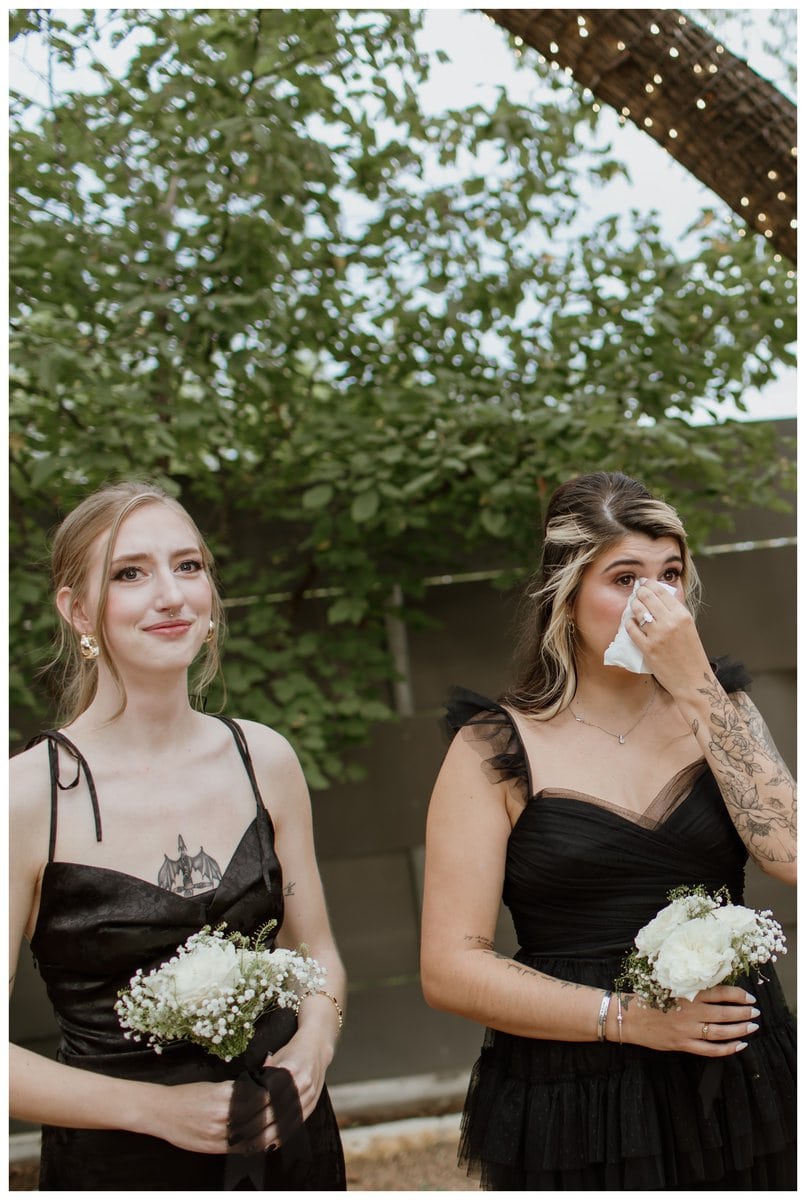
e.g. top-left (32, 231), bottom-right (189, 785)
top-left (350, 490), bottom-right (379, 523)
top-left (8, 9), bottom-right (794, 784)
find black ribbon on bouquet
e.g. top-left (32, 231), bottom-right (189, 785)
top-left (698, 1041), bottom-right (759, 1119)
top-left (697, 1059), bottom-right (723, 1118)
top-left (224, 1064), bottom-right (310, 1189)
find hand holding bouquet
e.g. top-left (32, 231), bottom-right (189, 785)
top-left (616, 885), bottom-right (785, 1011)
top-left (116, 922), bottom-right (326, 1061)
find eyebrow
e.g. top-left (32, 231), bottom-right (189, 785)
top-left (109, 547), bottom-right (202, 568)
top-left (601, 554), bottom-right (683, 574)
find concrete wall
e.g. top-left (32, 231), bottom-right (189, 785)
top-left (10, 429), bottom-right (796, 1105)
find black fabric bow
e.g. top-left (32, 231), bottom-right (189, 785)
top-left (224, 1064), bottom-right (309, 1189)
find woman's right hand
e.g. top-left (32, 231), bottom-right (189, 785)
top-left (624, 984), bottom-right (760, 1057)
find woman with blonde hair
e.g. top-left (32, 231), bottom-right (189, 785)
top-left (421, 471), bottom-right (795, 1190)
top-left (10, 480), bottom-right (346, 1190)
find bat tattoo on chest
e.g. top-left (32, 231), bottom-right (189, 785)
top-left (158, 834), bottom-right (223, 896)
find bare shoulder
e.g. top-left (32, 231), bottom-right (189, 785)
top-left (226, 718), bottom-right (308, 802)
top-left (9, 741), bottom-right (51, 884)
top-left (433, 721), bottom-right (510, 813)
top-left (10, 739), bottom-right (52, 818)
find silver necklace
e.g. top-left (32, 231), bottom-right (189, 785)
top-left (570, 683), bottom-right (657, 744)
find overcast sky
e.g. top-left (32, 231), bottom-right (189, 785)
top-left (10, 6), bottom-right (796, 423)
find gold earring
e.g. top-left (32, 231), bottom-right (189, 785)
top-left (567, 618), bottom-right (576, 638)
top-left (203, 620), bottom-right (215, 644)
top-left (80, 633), bottom-right (100, 660)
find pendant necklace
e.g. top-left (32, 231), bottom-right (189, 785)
top-left (570, 682), bottom-right (657, 745)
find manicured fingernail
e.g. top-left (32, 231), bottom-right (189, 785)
top-left (750, 1007), bottom-right (760, 1018)
top-left (744, 992), bottom-right (756, 1003)
top-left (747, 1022), bottom-right (759, 1034)
top-left (735, 1042), bottom-right (748, 1051)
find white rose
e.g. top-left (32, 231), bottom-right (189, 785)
top-left (652, 915), bottom-right (737, 1001)
top-left (634, 895), bottom-right (705, 959)
top-left (163, 940), bottom-right (242, 1008)
top-left (708, 904), bottom-right (760, 939)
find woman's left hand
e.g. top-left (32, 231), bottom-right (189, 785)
top-left (626, 579), bottom-right (711, 698)
top-left (260, 1030), bottom-right (330, 1143)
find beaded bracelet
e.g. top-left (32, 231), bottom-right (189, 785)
top-left (596, 990), bottom-right (612, 1042)
top-left (615, 992), bottom-right (624, 1046)
top-left (302, 989), bottom-right (344, 1031)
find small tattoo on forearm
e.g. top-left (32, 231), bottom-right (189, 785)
top-left (481, 949), bottom-right (584, 989)
top-left (157, 834), bottom-right (222, 896)
top-left (284, 880), bottom-right (297, 896)
top-left (464, 934), bottom-right (495, 950)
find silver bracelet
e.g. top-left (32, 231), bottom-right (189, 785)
top-left (596, 990), bottom-right (612, 1042)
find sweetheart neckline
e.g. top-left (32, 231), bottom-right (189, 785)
top-left (33, 816), bottom-right (259, 934)
top-left (514, 757), bottom-right (710, 832)
top-left (530, 756), bottom-right (707, 815)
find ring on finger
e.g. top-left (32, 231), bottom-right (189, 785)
top-left (639, 611), bottom-right (654, 628)
top-left (701, 1022), bottom-right (710, 1041)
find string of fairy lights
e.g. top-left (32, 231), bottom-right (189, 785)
top-left (482, 10), bottom-right (796, 272)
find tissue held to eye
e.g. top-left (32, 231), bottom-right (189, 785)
top-left (603, 579), bottom-right (676, 674)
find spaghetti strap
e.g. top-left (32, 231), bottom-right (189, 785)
top-left (212, 715), bottom-right (265, 813)
top-left (27, 730), bottom-right (103, 861)
top-left (212, 715), bottom-right (276, 895)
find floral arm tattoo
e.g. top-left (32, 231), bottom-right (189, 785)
top-left (694, 676), bottom-right (796, 866)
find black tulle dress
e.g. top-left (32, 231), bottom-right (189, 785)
top-left (27, 717), bottom-right (346, 1191)
top-left (446, 662), bottom-right (795, 1190)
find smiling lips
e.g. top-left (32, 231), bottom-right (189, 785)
top-left (143, 620), bottom-right (194, 636)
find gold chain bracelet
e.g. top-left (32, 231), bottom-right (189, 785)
top-left (302, 989), bottom-right (344, 1032)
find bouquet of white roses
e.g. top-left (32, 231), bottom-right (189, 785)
top-left (616, 885), bottom-right (786, 1011)
top-left (115, 921), bottom-right (326, 1061)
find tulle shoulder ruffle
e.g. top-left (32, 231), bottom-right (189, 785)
top-left (710, 655), bottom-right (752, 695)
top-left (443, 686), bottom-right (529, 797)
top-left (443, 658), bottom-right (750, 795)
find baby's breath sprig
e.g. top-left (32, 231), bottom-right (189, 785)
top-left (615, 886), bottom-right (786, 1011)
top-left (115, 923), bottom-right (326, 1062)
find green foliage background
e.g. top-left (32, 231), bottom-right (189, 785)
top-left (10, 9), bottom-right (795, 784)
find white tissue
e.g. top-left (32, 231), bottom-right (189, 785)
top-left (603, 578), bottom-right (677, 674)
